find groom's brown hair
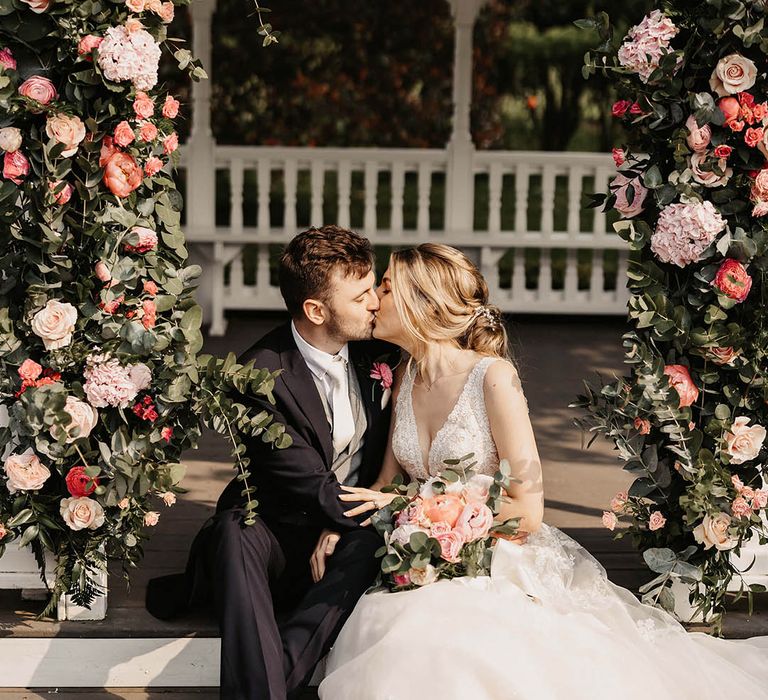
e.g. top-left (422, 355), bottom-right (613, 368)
top-left (279, 225), bottom-right (375, 318)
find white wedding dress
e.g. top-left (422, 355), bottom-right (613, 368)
top-left (318, 357), bottom-right (768, 700)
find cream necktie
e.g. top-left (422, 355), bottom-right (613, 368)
top-left (326, 355), bottom-right (355, 455)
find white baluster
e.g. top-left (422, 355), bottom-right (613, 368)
top-left (337, 160), bottom-right (352, 229)
top-left (540, 166), bottom-right (556, 237)
top-left (567, 165), bottom-right (584, 236)
top-left (512, 247), bottom-right (526, 302)
top-left (488, 163), bottom-right (502, 235)
top-left (391, 161), bottom-right (405, 235)
top-left (310, 160), bottom-right (324, 226)
top-left (538, 248), bottom-right (552, 303)
top-left (257, 158), bottom-right (271, 236)
top-left (229, 248), bottom-right (245, 297)
top-left (590, 249), bottom-right (605, 303)
top-left (417, 163), bottom-right (431, 236)
top-left (363, 161), bottom-right (378, 236)
top-left (256, 243), bottom-right (271, 296)
top-left (229, 158), bottom-right (243, 234)
top-left (593, 166), bottom-right (610, 235)
top-left (480, 246), bottom-right (504, 299)
top-left (615, 248), bottom-right (630, 305)
top-left (564, 249), bottom-right (578, 303)
top-left (514, 163), bottom-right (530, 234)
top-left (283, 160), bottom-right (297, 235)
top-left (209, 241), bottom-right (227, 336)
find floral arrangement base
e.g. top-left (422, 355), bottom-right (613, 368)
top-left (669, 575), bottom-right (708, 624)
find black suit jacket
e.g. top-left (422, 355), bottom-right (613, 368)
top-left (216, 322), bottom-right (396, 532)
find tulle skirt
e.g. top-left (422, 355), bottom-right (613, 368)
top-left (318, 525), bottom-right (768, 700)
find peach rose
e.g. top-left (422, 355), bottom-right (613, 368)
top-left (710, 54), bottom-right (757, 96)
top-left (408, 564), bottom-right (438, 586)
top-left (145, 0), bottom-right (161, 12)
top-left (0, 127), bottom-right (22, 152)
top-left (144, 156), bottom-right (163, 177)
top-left (45, 114), bottom-right (86, 158)
top-left (610, 491), bottom-right (628, 513)
top-left (731, 474), bottom-right (745, 492)
top-left (690, 151), bottom-right (731, 188)
top-left (31, 299), bottom-right (78, 349)
top-left (648, 511), bottom-right (666, 531)
top-left (160, 491), bottom-right (176, 507)
top-left (162, 95), bottom-right (180, 119)
top-left (124, 18), bottom-right (144, 33)
top-left (144, 510), bottom-right (160, 526)
top-left (455, 502), bottom-right (494, 541)
top-left (158, 1), bottom-right (174, 22)
top-left (752, 170), bottom-right (768, 201)
top-left (139, 122), bottom-right (158, 142)
top-left (20, 0), bottom-right (51, 11)
top-left (693, 512), bottom-right (736, 551)
top-left (719, 97), bottom-right (741, 124)
top-left (663, 364), bottom-right (699, 408)
top-left (753, 489), bottom-right (768, 509)
top-left (141, 299), bottom-right (156, 329)
top-left (133, 91), bottom-right (154, 119)
top-left (126, 0), bottom-right (145, 11)
top-left (422, 494), bottom-right (465, 528)
top-left (60, 496), bottom-right (105, 531)
top-left (724, 416), bottom-right (766, 464)
top-left (3, 448), bottom-right (50, 493)
top-left (610, 173), bottom-right (647, 218)
top-left (435, 530), bottom-right (464, 563)
top-left (745, 127), bottom-right (764, 148)
top-left (709, 346), bottom-right (739, 366)
top-left (602, 511), bottom-right (618, 531)
top-left (143, 280), bottom-right (158, 296)
top-left (50, 396), bottom-right (98, 443)
top-left (741, 486), bottom-right (756, 502)
top-left (634, 417), bottom-right (651, 435)
top-left (77, 35), bottom-right (103, 59)
top-left (685, 115), bottom-right (711, 153)
top-left (113, 120), bottom-right (135, 148)
top-left (103, 152), bottom-right (142, 197)
top-left (162, 131), bottom-right (178, 155)
top-left (731, 497), bottom-right (753, 518)
top-left (118, 497), bottom-right (131, 510)
top-left (124, 226), bottom-right (158, 253)
top-left (713, 259), bottom-right (752, 302)
top-left (18, 359), bottom-right (42, 382)
top-left (49, 181), bottom-right (74, 205)
top-left (3, 150), bottom-right (29, 184)
top-left (19, 76), bottom-right (57, 105)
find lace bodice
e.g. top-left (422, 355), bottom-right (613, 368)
top-left (392, 356), bottom-right (500, 480)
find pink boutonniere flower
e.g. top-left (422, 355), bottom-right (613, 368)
top-left (370, 361), bottom-right (393, 409)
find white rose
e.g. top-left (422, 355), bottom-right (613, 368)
top-left (60, 496), bottom-right (105, 531)
top-left (693, 513), bottom-right (736, 551)
top-left (690, 151), bottom-right (731, 188)
top-left (128, 362), bottom-right (152, 391)
top-left (50, 396), bottom-right (98, 443)
top-left (45, 113), bottom-right (86, 158)
top-left (0, 127), bottom-right (22, 152)
top-left (724, 416), bottom-right (766, 464)
top-left (709, 53), bottom-right (757, 96)
top-left (31, 300), bottom-right (78, 350)
top-left (408, 564), bottom-right (438, 586)
top-left (390, 524), bottom-right (428, 546)
top-left (418, 476), bottom-right (464, 499)
top-left (3, 448), bottom-right (50, 493)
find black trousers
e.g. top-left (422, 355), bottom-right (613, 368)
top-left (206, 509), bottom-right (381, 700)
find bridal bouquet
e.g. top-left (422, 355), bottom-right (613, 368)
top-left (371, 454), bottom-right (520, 591)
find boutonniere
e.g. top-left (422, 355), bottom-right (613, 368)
top-left (370, 361), bottom-right (393, 409)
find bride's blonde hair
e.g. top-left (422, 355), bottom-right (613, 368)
top-left (389, 243), bottom-right (509, 360)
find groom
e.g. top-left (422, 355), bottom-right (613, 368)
top-left (147, 226), bottom-right (395, 699)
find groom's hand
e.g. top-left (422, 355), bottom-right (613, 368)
top-left (311, 529), bottom-right (341, 583)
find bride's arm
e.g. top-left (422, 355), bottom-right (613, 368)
top-left (484, 359), bottom-right (544, 534)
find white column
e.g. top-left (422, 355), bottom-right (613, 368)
top-left (185, 0), bottom-right (223, 333)
top-left (444, 0), bottom-right (486, 235)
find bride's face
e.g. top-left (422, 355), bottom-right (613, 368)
top-left (373, 265), bottom-right (407, 346)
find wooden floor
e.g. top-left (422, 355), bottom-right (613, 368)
top-left (1, 313), bottom-right (766, 697)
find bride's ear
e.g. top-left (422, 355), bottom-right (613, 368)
top-left (302, 298), bottom-right (327, 326)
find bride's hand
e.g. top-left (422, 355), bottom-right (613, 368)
top-left (339, 486), bottom-right (398, 526)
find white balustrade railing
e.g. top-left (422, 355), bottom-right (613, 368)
top-left (180, 146), bottom-right (627, 335)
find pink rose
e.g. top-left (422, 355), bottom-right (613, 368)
top-left (719, 97), bottom-right (741, 124)
top-left (144, 511), bottom-right (160, 526)
top-left (113, 120), bottom-right (135, 147)
top-left (158, 1), bottom-right (174, 22)
top-left (162, 95), bottom-right (180, 119)
top-left (94, 261), bottom-right (112, 283)
top-left (610, 173), bottom-right (647, 218)
top-left (435, 530), bottom-right (464, 563)
top-left (143, 280), bottom-right (158, 296)
top-left (3, 150), bottom-right (29, 185)
top-left (602, 511), bottom-right (618, 531)
top-left (162, 131), bottom-right (178, 155)
top-left (51, 396), bottom-right (98, 443)
top-left (731, 475), bottom-right (745, 492)
top-left (124, 17), bottom-right (144, 34)
top-left (103, 152), bottom-right (142, 197)
top-left (752, 201), bottom-right (768, 217)
top-left (663, 364), bottom-right (699, 408)
top-left (18, 359), bottom-right (42, 382)
top-left (144, 156), bottom-right (163, 176)
top-left (77, 35), bottom-right (103, 60)
top-left (731, 497), bottom-right (753, 518)
top-left (610, 491), bottom-right (628, 513)
top-left (741, 487), bottom-right (756, 502)
top-left (685, 115), bottom-right (711, 153)
top-left (710, 54), bottom-right (757, 97)
top-left (709, 346), bottom-right (739, 366)
top-left (713, 259), bottom-right (752, 302)
top-left (634, 417), bottom-right (651, 435)
top-left (118, 497), bottom-right (130, 510)
top-left (392, 572), bottom-right (411, 586)
top-left (126, 0), bottom-right (145, 11)
top-left (133, 91), bottom-right (154, 119)
top-left (160, 491), bottom-right (176, 507)
top-left (161, 426), bottom-right (173, 442)
top-left (141, 299), bottom-right (157, 329)
top-left (19, 76), bottom-right (57, 105)
top-left (0, 522), bottom-right (6, 539)
top-left (724, 416), bottom-right (766, 464)
top-left (693, 513), bottom-right (736, 550)
top-left (612, 100), bottom-right (631, 118)
top-left (0, 48), bottom-right (16, 70)
top-left (455, 502), bottom-right (494, 541)
top-left (19, 0), bottom-right (51, 11)
top-left (139, 122), bottom-right (158, 142)
top-left (396, 499), bottom-right (426, 527)
top-left (422, 494), bottom-right (465, 528)
top-left (370, 362), bottom-right (393, 389)
top-left (690, 151), bottom-right (731, 188)
top-left (46, 114), bottom-right (86, 157)
top-left (745, 127), bottom-right (764, 148)
top-left (124, 226), bottom-right (158, 253)
top-left (60, 496), bottom-right (105, 531)
top-left (648, 511), bottom-right (666, 531)
top-left (713, 145), bottom-right (733, 159)
top-left (429, 521), bottom-right (452, 537)
top-left (753, 490), bottom-right (768, 510)
top-left (611, 148), bottom-right (625, 167)
top-left (49, 181), bottom-right (74, 205)
top-left (3, 449), bottom-right (50, 493)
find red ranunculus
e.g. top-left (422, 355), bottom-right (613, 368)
top-left (65, 466), bottom-right (99, 498)
top-left (714, 258), bottom-right (752, 302)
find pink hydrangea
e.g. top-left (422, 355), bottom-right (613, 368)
top-left (650, 200), bottom-right (726, 267)
top-left (617, 10), bottom-right (679, 83)
top-left (83, 356), bottom-right (150, 408)
top-left (97, 25), bottom-right (161, 91)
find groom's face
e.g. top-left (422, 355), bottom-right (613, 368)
top-left (322, 267), bottom-right (379, 342)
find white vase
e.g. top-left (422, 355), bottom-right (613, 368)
top-left (668, 574), bottom-right (708, 624)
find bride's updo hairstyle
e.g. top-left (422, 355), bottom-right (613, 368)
top-left (389, 243), bottom-right (509, 359)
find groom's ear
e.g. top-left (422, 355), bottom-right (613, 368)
top-left (302, 298), bottom-right (327, 326)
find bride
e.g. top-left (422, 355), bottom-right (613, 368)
top-left (317, 243), bottom-right (768, 700)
